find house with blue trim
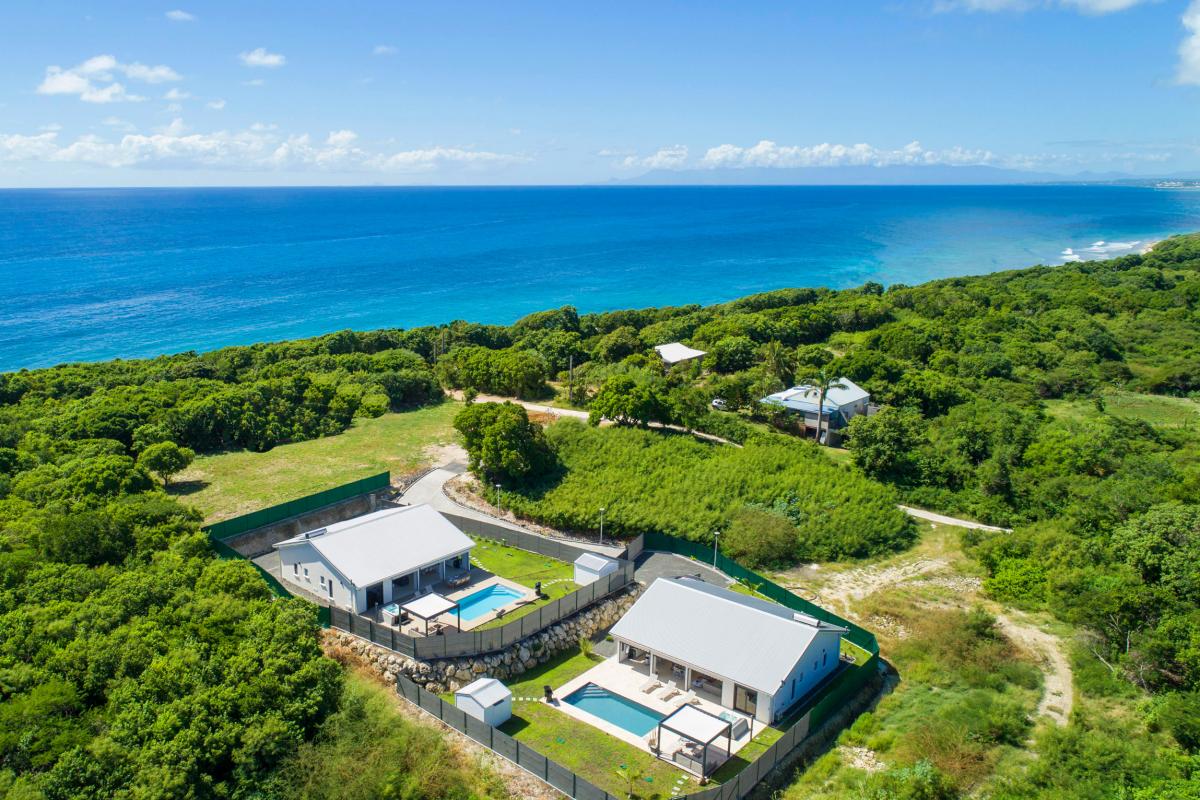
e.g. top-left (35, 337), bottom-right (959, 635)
top-left (761, 377), bottom-right (870, 444)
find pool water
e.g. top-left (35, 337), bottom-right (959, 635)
top-left (564, 683), bottom-right (665, 736)
top-left (453, 584), bottom-right (524, 621)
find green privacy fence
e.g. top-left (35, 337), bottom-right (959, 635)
top-left (641, 531), bottom-right (879, 656)
top-left (203, 471), bottom-right (391, 541)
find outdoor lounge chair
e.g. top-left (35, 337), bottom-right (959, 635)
top-left (640, 678), bottom-right (662, 694)
top-left (659, 681), bottom-right (680, 700)
top-left (674, 690), bottom-right (698, 707)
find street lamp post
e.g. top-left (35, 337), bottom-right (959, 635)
top-left (599, 506), bottom-right (606, 545)
top-left (495, 482), bottom-right (502, 515)
top-left (712, 530), bottom-right (721, 567)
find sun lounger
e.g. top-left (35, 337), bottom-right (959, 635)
top-left (674, 690), bottom-right (698, 707)
top-left (659, 681), bottom-right (680, 700)
top-left (641, 678), bottom-right (662, 694)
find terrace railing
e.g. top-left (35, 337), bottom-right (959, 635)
top-left (329, 558), bottom-right (635, 660)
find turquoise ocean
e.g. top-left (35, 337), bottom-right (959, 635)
top-left (2, 184), bottom-right (1199, 371)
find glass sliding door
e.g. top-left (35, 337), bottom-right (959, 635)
top-left (734, 684), bottom-right (757, 716)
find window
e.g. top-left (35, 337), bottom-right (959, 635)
top-left (293, 563), bottom-right (298, 576)
top-left (328, 581), bottom-right (334, 598)
top-left (791, 679), bottom-right (796, 698)
top-left (303, 567), bottom-right (309, 581)
top-left (320, 575), bottom-right (326, 588)
top-left (822, 649), bottom-right (827, 667)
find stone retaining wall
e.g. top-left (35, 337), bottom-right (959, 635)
top-left (222, 490), bottom-right (393, 558)
top-left (329, 585), bottom-right (640, 693)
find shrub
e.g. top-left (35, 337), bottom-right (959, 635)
top-left (722, 507), bottom-right (800, 568)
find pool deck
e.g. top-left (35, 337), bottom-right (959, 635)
top-left (394, 571), bottom-right (538, 634)
top-left (548, 655), bottom-right (758, 771)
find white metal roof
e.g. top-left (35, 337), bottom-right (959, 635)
top-left (659, 704), bottom-right (731, 744)
top-left (575, 552), bottom-right (618, 572)
top-left (609, 577), bottom-right (846, 695)
top-left (401, 592), bottom-right (458, 620)
top-left (654, 342), bottom-right (707, 364)
top-left (762, 378), bottom-right (869, 413)
top-left (456, 677), bottom-right (511, 707)
top-left (274, 504), bottom-right (473, 588)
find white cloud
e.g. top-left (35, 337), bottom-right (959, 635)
top-left (937, 0), bottom-right (1153, 11)
top-left (619, 145), bottom-right (689, 170)
top-left (165, 9), bottom-right (195, 22)
top-left (0, 132), bottom-right (60, 161)
top-left (239, 47), bottom-right (286, 68)
top-left (0, 122), bottom-right (527, 174)
top-left (166, 102), bottom-right (183, 112)
top-left (373, 44), bottom-right (398, 56)
top-left (39, 122), bottom-right (62, 132)
top-left (206, 98), bottom-right (227, 110)
top-left (699, 139), bottom-right (997, 169)
top-left (1179, 1), bottom-right (1200, 85)
top-left (243, 78), bottom-right (266, 87)
top-left (36, 54), bottom-right (180, 104)
top-left (165, 88), bottom-right (190, 100)
top-left (102, 116), bottom-right (136, 131)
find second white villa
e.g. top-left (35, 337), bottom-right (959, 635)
top-left (608, 576), bottom-right (847, 725)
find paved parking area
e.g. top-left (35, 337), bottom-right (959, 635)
top-left (633, 551), bottom-right (732, 588)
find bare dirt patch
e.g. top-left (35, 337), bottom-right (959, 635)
top-left (995, 613), bottom-right (1073, 726)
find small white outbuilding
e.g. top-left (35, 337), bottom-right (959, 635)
top-left (574, 552), bottom-right (620, 586)
top-left (455, 677), bottom-right (512, 726)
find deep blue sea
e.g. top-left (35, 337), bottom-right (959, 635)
top-left (2, 184), bottom-right (1199, 372)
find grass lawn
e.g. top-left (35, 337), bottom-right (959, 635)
top-left (176, 402), bottom-right (461, 521)
top-left (468, 537), bottom-right (576, 630)
top-left (498, 649), bottom-right (703, 798)
top-left (1046, 389), bottom-right (1200, 429)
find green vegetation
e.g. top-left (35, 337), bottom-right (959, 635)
top-left (499, 418), bottom-right (914, 560)
top-left (265, 670), bottom-right (509, 800)
top-left (181, 402), bottom-right (459, 520)
top-left (454, 401), bottom-right (554, 485)
top-left (467, 537), bottom-right (574, 630)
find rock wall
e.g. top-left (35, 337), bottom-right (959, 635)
top-left (328, 586), bottom-right (640, 693)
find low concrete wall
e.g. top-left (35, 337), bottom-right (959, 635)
top-left (223, 489), bottom-right (393, 558)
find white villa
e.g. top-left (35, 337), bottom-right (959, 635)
top-left (609, 577), bottom-right (847, 725)
top-left (274, 504), bottom-right (473, 614)
top-left (654, 342), bottom-right (706, 366)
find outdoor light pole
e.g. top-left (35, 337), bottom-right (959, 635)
top-left (495, 482), bottom-right (502, 514)
top-left (712, 530), bottom-right (721, 566)
top-left (599, 506), bottom-right (606, 545)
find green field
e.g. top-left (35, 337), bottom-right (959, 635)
top-left (1046, 389), bottom-right (1200, 429)
top-left (177, 402), bottom-right (461, 521)
top-left (468, 536), bottom-right (576, 630)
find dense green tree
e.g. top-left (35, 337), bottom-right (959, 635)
top-left (453, 402), bottom-right (554, 484)
top-left (137, 441), bottom-right (195, 487)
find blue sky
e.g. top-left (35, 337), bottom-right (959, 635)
top-left (1, 0), bottom-right (1199, 186)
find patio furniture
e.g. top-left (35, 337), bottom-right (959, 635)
top-left (674, 690), bottom-right (699, 707)
top-left (659, 681), bottom-right (680, 701)
top-left (641, 678), bottom-right (663, 694)
top-left (446, 573), bottom-right (471, 589)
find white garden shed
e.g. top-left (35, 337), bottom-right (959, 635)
top-left (455, 677), bottom-right (512, 726)
top-left (574, 552), bottom-right (619, 586)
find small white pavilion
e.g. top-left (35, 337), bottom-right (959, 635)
top-left (654, 342), bottom-right (707, 366)
top-left (573, 552), bottom-right (619, 586)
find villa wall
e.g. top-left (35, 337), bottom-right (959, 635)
top-left (277, 540), bottom-right (354, 609)
top-left (327, 586), bottom-right (641, 693)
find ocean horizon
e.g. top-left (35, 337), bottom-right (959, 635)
top-left (3, 183), bottom-right (1199, 372)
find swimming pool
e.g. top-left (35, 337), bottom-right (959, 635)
top-left (452, 584), bottom-right (524, 621)
top-left (564, 683), bottom-right (665, 737)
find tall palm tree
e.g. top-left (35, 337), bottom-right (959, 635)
top-left (760, 340), bottom-right (793, 387)
top-left (797, 368), bottom-right (847, 445)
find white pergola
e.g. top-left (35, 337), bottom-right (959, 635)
top-left (401, 592), bottom-right (461, 635)
top-left (653, 704), bottom-right (732, 779)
